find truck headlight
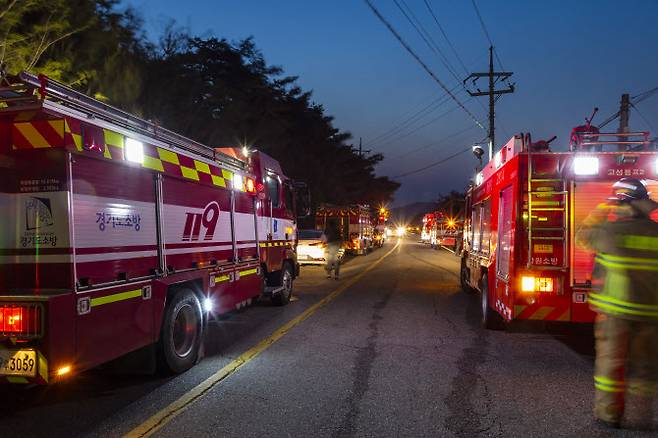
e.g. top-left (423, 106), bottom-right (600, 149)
top-left (573, 156), bottom-right (599, 175)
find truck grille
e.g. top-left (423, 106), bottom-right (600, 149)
top-left (0, 303), bottom-right (43, 339)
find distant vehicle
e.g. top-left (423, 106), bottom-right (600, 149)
top-left (316, 204), bottom-right (373, 255)
top-left (296, 229), bottom-right (345, 265)
top-left (421, 213), bottom-right (435, 243)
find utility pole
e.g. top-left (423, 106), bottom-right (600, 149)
top-left (464, 46), bottom-right (515, 161)
top-left (617, 93), bottom-right (630, 148)
top-left (358, 137), bottom-right (371, 157)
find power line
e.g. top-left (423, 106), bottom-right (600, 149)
top-left (391, 146), bottom-right (472, 178)
top-left (364, 0), bottom-right (486, 132)
top-left (394, 0), bottom-right (461, 84)
top-left (371, 93), bottom-right (472, 149)
top-left (388, 124), bottom-right (476, 160)
top-left (631, 103), bottom-right (657, 133)
top-left (423, 0), bottom-right (469, 76)
top-left (599, 85), bottom-right (658, 129)
top-left (470, 0), bottom-right (504, 71)
top-left (365, 83), bottom-right (461, 148)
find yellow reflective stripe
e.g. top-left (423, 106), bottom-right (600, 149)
top-left (589, 293), bottom-right (658, 317)
top-left (211, 175), bottom-right (227, 187)
top-left (594, 375), bottom-right (624, 387)
top-left (590, 293), bottom-right (658, 310)
top-left (216, 274), bottom-right (231, 283)
top-left (598, 252), bottom-right (658, 267)
top-left (181, 166), bottom-right (200, 181)
top-left (595, 382), bottom-right (625, 393)
top-left (91, 289), bottom-right (142, 307)
top-left (143, 155), bottom-right (165, 172)
top-left (194, 161), bottom-right (211, 174)
top-left (221, 169), bottom-right (233, 180)
top-left (241, 268), bottom-right (258, 277)
top-left (157, 147), bottom-right (180, 165)
top-left (596, 257), bottom-right (658, 272)
top-left (38, 351), bottom-right (48, 383)
top-left (6, 376), bottom-right (29, 384)
top-left (622, 235), bottom-right (658, 251)
top-left (103, 145), bottom-right (112, 159)
top-left (104, 130), bottom-right (124, 148)
top-left (15, 122), bottom-right (50, 148)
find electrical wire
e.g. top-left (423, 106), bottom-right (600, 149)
top-left (470, 0), bottom-right (504, 71)
top-left (391, 146), bottom-right (472, 178)
top-left (423, 0), bottom-right (469, 76)
top-left (364, 83), bottom-right (462, 148)
top-left (372, 94), bottom-right (473, 149)
top-left (631, 103), bottom-right (657, 133)
top-left (395, 0), bottom-right (461, 84)
top-left (364, 0), bottom-right (486, 132)
top-left (388, 124), bottom-right (476, 160)
top-left (599, 86), bottom-right (658, 129)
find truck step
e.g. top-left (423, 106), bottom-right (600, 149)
top-left (264, 286), bottom-right (284, 296)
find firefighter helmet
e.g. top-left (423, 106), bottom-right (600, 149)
top-left (611, 178), bottom-right (649, 202)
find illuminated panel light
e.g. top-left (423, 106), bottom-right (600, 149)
top-left (521, 276), bottom-right (554, 293)
top-left (475, 172), bottom-right (484, 186)
top-left (233, 174), bottom-right (244, 191)
top-left (125, 138), bottom-right (144, 164)
top-left (573, 156), bottom-right (599, 176)
top-left (521, 276), bottom-right (536, 292)
top-left (242, 146), bottom-right (250, 157)
top-left (245, 177), bottom-right (256, 193)
top-left (494, 151), bottom-right (502, 168)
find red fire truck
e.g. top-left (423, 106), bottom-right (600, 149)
top-left (460, 130), bottom-right (658, 328)
top-left (430, 213), bottom-right (461, 250)
top-left (0, 72), bottom-right (305, 383)
top-left (316, 204), bottom-right (373, 254)
top-left (421, 213), bottom-right (435, 243)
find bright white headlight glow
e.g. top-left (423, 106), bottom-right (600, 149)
top-left (573, 156), bottom-right (599, 176)
top-left (233, 174), bottom-right (244, 190)
top-left (125, 138), bottom-right (144, 164)
top-left (203, 297), bottom-right (213, 312)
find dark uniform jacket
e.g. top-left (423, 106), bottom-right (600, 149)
top-left (577, 200), bottom-right (658, 321)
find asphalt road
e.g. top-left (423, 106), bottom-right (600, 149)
top-left (1, 237), bottom-right (655, 437)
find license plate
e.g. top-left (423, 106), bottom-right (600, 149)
top-left (0, 349), bottom-right (37, 377)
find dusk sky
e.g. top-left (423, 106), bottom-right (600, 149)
top-left (123, 0), bottom-right (658, 206)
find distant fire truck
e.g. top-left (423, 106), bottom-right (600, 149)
top-left (460, 130), bottom-right (658, 328)
top-left (421, 213), bottom-right (435, 243)
top-left (430, 213), bottom-right (461, 250)
top-left (0, 72), bottom-right (306, 383)
top-left (316, 204), bottom-right (373, 254)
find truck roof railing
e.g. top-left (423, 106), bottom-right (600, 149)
top-left (0, 71), bottom-right (245, 169)
top-left (570, 131), bottom-right (654, 152)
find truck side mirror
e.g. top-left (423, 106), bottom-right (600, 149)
top-left (293, 181), bottom-right (311, 218)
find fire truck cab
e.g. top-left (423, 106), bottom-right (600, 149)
top-left (461, 131), bottom-right (658, 329)
top-left (0, 72), bottom-right (303, 383)
top-left (421, 213), bottom-right (434, 243)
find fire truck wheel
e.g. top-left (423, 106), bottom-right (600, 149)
top-left (460, 260), bottom-right (475, 294)
top-left (271, 263), bottom-right (293, 306)
top-left (159, 289), bottom-right (203, 373)
top-left (479, 274), bottom-right (503, 330)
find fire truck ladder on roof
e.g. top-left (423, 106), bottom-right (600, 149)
top-left (526, 150), bottom-right (568, 271)
top-left (0, 71), bottom-right (245, 169)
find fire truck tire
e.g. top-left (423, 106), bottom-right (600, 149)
top-left (271, 263), bottom-right (293, 306)
top-left (460, 260), bottom-right (475, 294)
top-left (159, 289), bottom-right (203, 373)
top-left (480, 274), bottom-right (504, 330)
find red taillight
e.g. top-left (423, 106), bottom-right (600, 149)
top-left (246, 177), bottom-right (256, 194)
top-left (0, 304), bottom-right (42, 338)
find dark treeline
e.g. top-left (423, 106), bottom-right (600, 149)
top-left (0, 0), bottom-right (399, 207)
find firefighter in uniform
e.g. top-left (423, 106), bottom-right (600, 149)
top-left (577, 178), bottom-right (658, 429)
